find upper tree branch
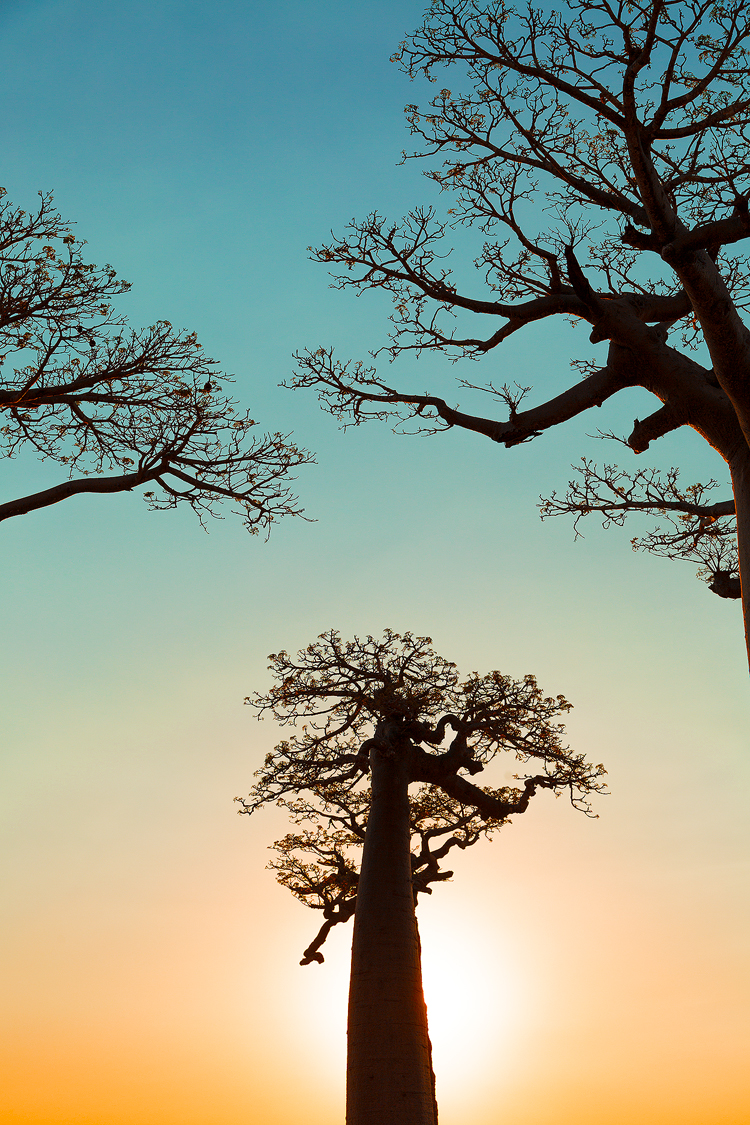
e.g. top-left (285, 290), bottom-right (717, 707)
top-left (628, 401), bottom-right (690, 452)
top-left (294, 348), bottom-right (636, 448)
top-left (660, 201), bottom-right (750, 262)
top-left (0, 465), bottom-right (157, 521)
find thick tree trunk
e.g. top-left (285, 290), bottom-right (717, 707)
top-left (730, 445), bottom-right (750, 670)
top-left (346, 740), bottom-right (437, 1125)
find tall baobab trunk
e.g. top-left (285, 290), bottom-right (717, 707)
top-left (730, 446), bottom-right (750, 668)
top-left (346, 737), bottom-right (437, 1125)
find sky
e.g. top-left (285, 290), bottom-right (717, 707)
top-left (1, 2), bottom-right (748, 1124)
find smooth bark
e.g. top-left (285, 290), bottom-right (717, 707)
top-left (346, 736), bottom-right (437, 1125)
top-left (730, 446), bottom-right (750, 657)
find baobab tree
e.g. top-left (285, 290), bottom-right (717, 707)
top-left (239, 629), bottom-right (605, 1125)
top-left (0, 188), bottom-right (311, 530)
top-left (293, 0), bottom-right (750, 656)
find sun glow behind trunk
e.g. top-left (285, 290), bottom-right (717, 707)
top-left (417, 904), bottom-right (529, 1100)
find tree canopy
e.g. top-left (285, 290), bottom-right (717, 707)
top-left (293, 0), bottom-right (750, 655)
top-left (0, 189), bottom-right (311, 530)
top-left (239, 628), bottom-right (606, 964)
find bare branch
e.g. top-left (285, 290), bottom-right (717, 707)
top-left (0, 188), bottom-right (312, 531)
top-left (541, 459), bottom-right (739, 593)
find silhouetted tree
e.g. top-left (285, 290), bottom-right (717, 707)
top-left (0, 188), bottom-right (311, 529)
top-left (239, 629), bottom-right (605, 1125)
top-left (293, 0), bottom-right (750, 655)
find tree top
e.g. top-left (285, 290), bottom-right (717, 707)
top-left (243, 628), bottom-right (604, 818)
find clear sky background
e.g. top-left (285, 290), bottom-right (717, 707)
top-left (1, 2), bottom-right (748, 1124)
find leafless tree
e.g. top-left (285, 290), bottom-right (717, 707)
top-left (292, 0), bottom-right (750, 656)
top-left (238, 628), bottom-right (605, 1125)
top-left (0, 188), bottom-right (311, 530)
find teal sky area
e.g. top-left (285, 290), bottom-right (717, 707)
top-left (2, 3), bottom-right (749, 1124)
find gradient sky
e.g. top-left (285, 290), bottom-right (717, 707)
top-left (1, 3), bottom-right (749, 1124)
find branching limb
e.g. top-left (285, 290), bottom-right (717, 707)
top-left (293, 348), bottom-right (634, 447)
top-left (542, 459), bottom-right (739, 594)
top-left (0, 190), bottom-right (311, 530)
top-left (658, 203), bottom-right (750, 261)
top-left (268, 783), bottom-right (509, 964)
top-left (628, 402), bottom-right (690, 453)
top-left (299, 902), bottom-right (358, 966)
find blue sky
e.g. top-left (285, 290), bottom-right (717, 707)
top-left (1, 3), bottom-right (749, 1124)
